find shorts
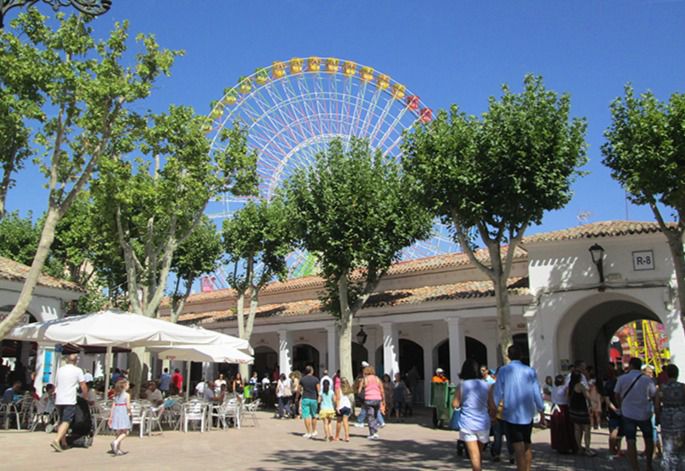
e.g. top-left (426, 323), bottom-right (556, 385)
top-left (57, 404), bottom-right (77, 424)
top-left (503, 420), bottom-right (533, 445)
top-left (337, 407), bottom-right (351, 417)
top-left (301, 398), bottom-right (318, 419)
top-left (622, 416), bottom-right (653, 441)
top-left (608, 416), bottom-right (624, 436)
top-left (460, 429), bottom-right (490, 444)
top-left (319, 408), bottom-right (336, 420)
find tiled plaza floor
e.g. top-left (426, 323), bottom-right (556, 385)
top-left (0, 410), bottom-right (661, 470)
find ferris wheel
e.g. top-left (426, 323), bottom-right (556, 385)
top-left (205, 57), bottom-right (458, 277)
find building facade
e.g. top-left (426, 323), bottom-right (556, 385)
top-left (0, 257), bottom-right (85, 391)
top-left (171, 221), bottom-right (685, 405)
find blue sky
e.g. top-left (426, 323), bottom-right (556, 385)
top-left (6, 0), bottom-right (685, 236)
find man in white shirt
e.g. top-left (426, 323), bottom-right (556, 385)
top-left (614, 357), bottom-right (657, 471)
top-left (195, 378), bottom-right (206, 397)
top-left (52, 353), bottom-right (87, 452)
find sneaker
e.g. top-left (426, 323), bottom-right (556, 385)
top-left (50, 441), bottom-right (63, 453)
top-left (311, 431), bottom-right (318, 439)
top-left (368, 433), bottom-right (380, 440)
top-left (354, 423), bottom-right (365, 428)
top-left (302, 433), bottom-right (311, 439)
top-left (379, 423), bottom-right (386, 428)
top-left (110, 441), bottom-right (117, 454)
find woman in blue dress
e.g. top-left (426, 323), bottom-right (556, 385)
top-left (108, 378), bottom-right (132, 456)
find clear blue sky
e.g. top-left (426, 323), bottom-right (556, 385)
top-left (6, 0), bottom-right (685, 236)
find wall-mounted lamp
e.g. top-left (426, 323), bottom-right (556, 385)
top-left (356, 325), bottom-right (368, 345)
top-left (588, 243), bottom-right (605, 291)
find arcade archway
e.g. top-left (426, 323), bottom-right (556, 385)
top-left (569, 300), bottom-right (662, 379)
top-left (253, 345), bottom-right (278, 378)
top-left (292, 344), bottom-right (320, 374)
top-left (434, 337), bottom-right (488, 380)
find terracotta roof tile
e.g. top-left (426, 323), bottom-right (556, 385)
top-left (181, 246), bottom-right (528, 305)
top-left (523, 221), bottom-right (674, 245)
top-left (0, 256), bottom-right (84, 292)
top-left (176, 277), bottom-right (529, 326)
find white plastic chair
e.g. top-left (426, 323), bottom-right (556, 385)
top-left (130, 402), bottom-right (146, 438)
top-left (182, 401), bottom-right (206, 433)
top-left (142, 406), bottom-right (164, 436)
top-left (241, 399), bottom-right (260, 427)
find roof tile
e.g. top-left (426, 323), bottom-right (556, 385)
top-left (0, 256), bottom-right (84, 292)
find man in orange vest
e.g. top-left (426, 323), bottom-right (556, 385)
top-left (432, 368), bottom-right (449, 383)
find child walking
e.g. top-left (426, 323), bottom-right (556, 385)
top-left (334, 378), bottom-right (353, 442)
top-left (108, 378), bottom-right (132, 456)
top-left (319, 379), bottom-right (336, 441)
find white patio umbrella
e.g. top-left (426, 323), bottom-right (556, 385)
top-left (7, 309), bottom-right (251, 392)
top-left (151, 344), bottom-right (254, 399)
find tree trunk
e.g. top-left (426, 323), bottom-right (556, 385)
top-left (239, 292), bottom-right (259, 380)
top-left (128, 346), bottom-right (150, 398)
top-left (665, 229), bottom-right (685, 321)
top-left (0, 205), bottom-right (60, 339)
top-left (494, 273), bottom-right (514, 364)
top-left (0, 158), bottom-right (14, 220)
top-left (337, 276), bottom-right (354, 383)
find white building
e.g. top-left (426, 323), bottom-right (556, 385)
top-left (169, 220), bottom-right (685, 404)
top-left (0, 256), bottom-right (85, 391)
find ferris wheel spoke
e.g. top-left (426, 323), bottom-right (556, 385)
top-left (368, 95), bottom-right (397, 147)
top-left (359, 87), bottom-right (383, 140)
top-left (209, 58), bottom-right (443, 277)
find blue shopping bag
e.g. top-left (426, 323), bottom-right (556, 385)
top-left (449, 408), bottom-right (461, 431)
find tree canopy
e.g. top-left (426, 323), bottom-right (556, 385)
top-left (284, 137), bottom-right (432, 381)
top-left (402, 75), bottom-right (587, 360)
top-left (0, 9), bottom-right (180, 339)
top-left (602, 86), bottom-right (685, 323)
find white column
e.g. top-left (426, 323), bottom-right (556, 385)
top-left (381, 322), bottom-right (400, 377)
top-left (278, 329), bottom-right (292, 376)
top-left (326, 325), bottom-right (338, 374)
top-left (447, 317), bottom-right (465, 385)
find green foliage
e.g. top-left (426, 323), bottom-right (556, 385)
top-left (403, 75), bottom-right (587, 243)
top-left (284, 137), bottom-right (432, 317)
top-left (222, 197), bottom-right (293, 294)
top-left (602, 86), bottom-right (685, 217)
top-left (92, 111), bottom-right (259, 316)
top-left (0, 211), bottom-right (39, 265)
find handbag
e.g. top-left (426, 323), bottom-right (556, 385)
top-left (449, 408), bottom-right (461, 431)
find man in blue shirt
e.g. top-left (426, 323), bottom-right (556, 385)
top-left (159, 368), bottom-right (172, 396)
top-left (493, 345), bottom-right (545, 471)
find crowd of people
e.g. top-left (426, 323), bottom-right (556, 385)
top-left (3, 346), bottom-right (683, 470)
top-left (548, 357), bottom-right (685, 471)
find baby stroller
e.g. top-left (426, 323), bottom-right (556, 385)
top-left (66, 396), bottom-right (94, 448)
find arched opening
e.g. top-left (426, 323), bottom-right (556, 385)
top-left (292, 344), bottom-right (320, 375)
top-left (399, 339), bottom-right (424, 379)
top-left (569, 300), bottom-right (663, 380)
top-left (433, 337), bottom-right (489, 380)
top-left (435, 340), bottom-right (450, 377)
top-left (351, 342), bottom-right (368, 376)
top-left (609, 319), bottom-right (669, 374)
top-left (466, 337), bottom-right (488, 367)
top-left (253, 345), bottom-right (278, 379)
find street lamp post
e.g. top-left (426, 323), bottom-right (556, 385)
top-left (589, 243), bottom-right (606, 291)
top-left (1, 0), bottom-right (112, 29)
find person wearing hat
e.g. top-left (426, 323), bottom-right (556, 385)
top-left (432, 368), bottom-right (449, 383)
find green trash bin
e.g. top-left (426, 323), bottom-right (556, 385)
top-left (430, 382), bottom-right (456, 428)
top-left (243, 384), bottom-right (253, 401)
